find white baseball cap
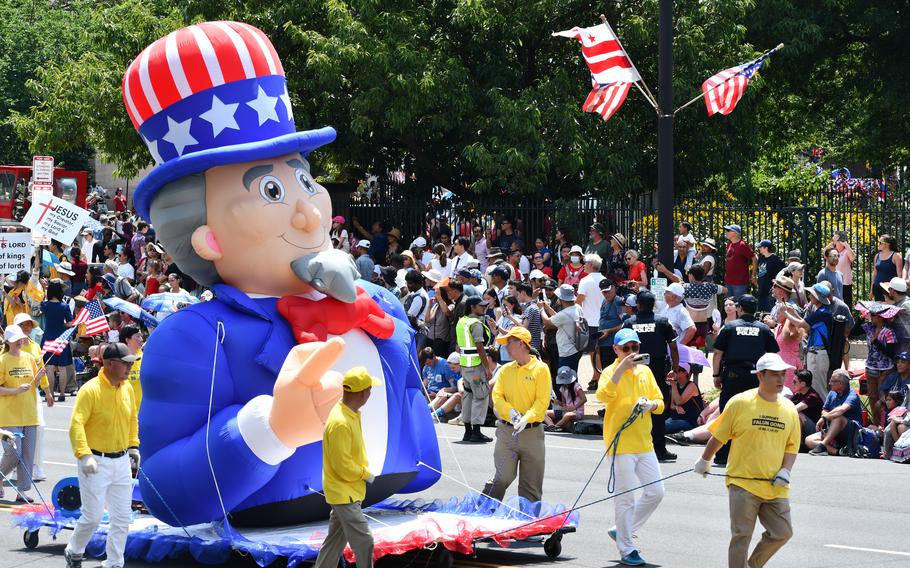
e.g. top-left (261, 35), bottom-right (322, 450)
top-left (569, 245), bottom-right (584, 254)
top-left (529, 269), bottom-right (546, 280)
top-left (356, 239), bottom-right (371, 249)
top-left (410, 237), bottom-right (427, 249)
top-left (665, 282), bottom-right (685, 299)
top-left (753, 353), bottom-right (795, 373)
top-left (881, 277), bottom-right (908, 294)
top-left (12, 313), bottom-right (36, 327)
top-left (3, 324), bottom-right (27, 343)
top-left (446, 352), bottom-right (461, 364)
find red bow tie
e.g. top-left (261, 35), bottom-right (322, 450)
top-left (277, 288), bottom-right (396, 344)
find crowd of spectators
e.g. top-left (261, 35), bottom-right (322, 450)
top-left (337, 215), bottom-right (909, 460)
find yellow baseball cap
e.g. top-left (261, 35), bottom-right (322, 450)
top-left (343, 366), bottom-right (382, 392)
top-left (495, 326), bottom-right (532, 346)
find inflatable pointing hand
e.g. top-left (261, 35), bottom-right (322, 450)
top-left (270, 337), bottom-right (346, 448)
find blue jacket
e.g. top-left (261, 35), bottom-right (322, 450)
top-left (138, 280), bottom-right (441, 526)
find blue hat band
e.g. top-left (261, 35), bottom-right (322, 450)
top-left (138, 75), bottom-right (294, 165)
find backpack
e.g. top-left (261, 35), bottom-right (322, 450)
top-left (573, 306), bottom-right (590, 353)
top-left (846, 420), bottom-right (881, 458)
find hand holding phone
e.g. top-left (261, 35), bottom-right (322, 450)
top-left (632, 353), bottom-right (650, 366)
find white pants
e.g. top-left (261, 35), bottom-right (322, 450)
top-left (609, 452), bottom-right (665, 556)
top-left (66, 455), bottom-right (132, 568)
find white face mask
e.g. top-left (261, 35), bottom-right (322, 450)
top-left (570, 255), bottom-right (582, 264)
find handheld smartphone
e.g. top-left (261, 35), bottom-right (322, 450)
top-left (428, 289), bottom-right (435, 299)
top-left (539, 290), bottom-right (545, 302)
top-left (633, 353), bottom-right (651, 365)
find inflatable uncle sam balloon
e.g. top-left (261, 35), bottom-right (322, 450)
top-left (123, 21), bottom-right (441, 527)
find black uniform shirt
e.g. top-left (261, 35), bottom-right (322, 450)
top-left (714, 314), bottom-right (778, 367)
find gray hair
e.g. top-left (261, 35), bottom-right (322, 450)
top-left (150, 174), bottom-right (220, 286)
top-left (626, 249), bottom-right (640, 260)
top-left (584, 253), bottom-right (602, 271)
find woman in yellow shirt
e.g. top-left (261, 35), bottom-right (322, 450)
top-left (0, 324), bottom-right (53, 502)
top-left (3, 270), bottom-right (45, 326)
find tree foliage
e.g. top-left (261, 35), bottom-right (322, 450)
top-left (5, 0), bottom-right (909, 200)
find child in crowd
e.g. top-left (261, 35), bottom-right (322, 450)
top-left (878, 389), bottom-right (908, 459)
top-left (858, 302), bottom-right (900, 423)
top-left (545, 367), bottom-right (587, 432)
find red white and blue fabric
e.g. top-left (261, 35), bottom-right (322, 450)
top-left (553, 23), bottom-right (639, 122)
top-left (42, 326), bottom-right (76, 356)
top-left (72, 299), bottom-right (110, 336)
top-left (702, 46), bottom-right (779, 116)
top-left (123, 21), bottom-right (336, 221)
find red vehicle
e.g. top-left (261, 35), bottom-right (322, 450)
top-left (0, 165), bottom-right (88, 223)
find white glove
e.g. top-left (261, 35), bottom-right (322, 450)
top-left (636, 397), bottom-right (658, 413)
top-left (128, 448), bottom-right (141, 470)
top-left (366, 471), bottom-right (376, 484)
top-left (513, 415), bottom-right (530, 435)
top-left (694, 458), bottom-right (711, 478)
top-left (772, 468), bottom-right (791, 487)
top-left (79, 455), bottom-right (99, 475)
top-left (509, 408), bottom-right (522, 425)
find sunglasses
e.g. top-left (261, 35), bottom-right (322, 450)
top-left (619, 342), bottom-right (640, 353)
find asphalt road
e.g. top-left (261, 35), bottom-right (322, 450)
top-left (1, 398), bottom-right (908, 568)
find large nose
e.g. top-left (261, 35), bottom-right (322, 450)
top-left (291, 197), bottom-right (323, 232)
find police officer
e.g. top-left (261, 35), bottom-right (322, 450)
top-left (622, 290), bottom-right (680, 462)
top-left (711, 294), bottom-right (779, 466)
top-left (457, 296), bottom-right (496, 443)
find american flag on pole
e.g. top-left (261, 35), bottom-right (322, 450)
top-left (702, 45), bottom-right (782, 116)
top-left (42, 327), bottom-right (76, 356)
top-left (72, 299), bottom-right (110, 336)
top-left (553, 23), bottom-right (642, 122)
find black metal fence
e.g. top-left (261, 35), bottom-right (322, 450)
top-left (332, 180), bottom-right (910, 301)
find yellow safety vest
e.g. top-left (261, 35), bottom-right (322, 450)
top-left (456, 315), bottom-right (483, 368)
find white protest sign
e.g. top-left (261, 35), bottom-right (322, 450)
top-left (32, 156), bottom-right (54, 184)
top-left (651, 276), bottom-right (668, 312)
top-left (0, 233), bottom-right (34, 276)
top-left (21, 195), bottom-right (89, 246)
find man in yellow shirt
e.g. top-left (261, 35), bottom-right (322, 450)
top-left (120, 325), bottom-right (144, 410)
top-left (3, 270), bottom-right (45, 326)
top-left (695, 352), bottom-right (800, 568)
top-left (596, 328), bottom-right (665, 567)
top-left (65, 343), bottom-right (139, 568)
top-left (487, 326), bottom-right (551, 503)
top-left (313, 366), bottom-right (380, 568)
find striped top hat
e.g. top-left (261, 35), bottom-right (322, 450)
top-left (123, 21), bottom-right (335, 220)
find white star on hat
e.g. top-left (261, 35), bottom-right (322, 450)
top-left (247, 86), bottom-right (279, 126)
top-left (279, 87), bottom-right (293, 121)
top-left (200, 95), bottom-right (240, 137)
top-left (161, 116), bottom-right (198, 156)
top-left (142, 134), bottom-right (164, 164)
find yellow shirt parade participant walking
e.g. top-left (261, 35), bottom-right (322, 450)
top-left (487, 326), bottom-right (551, 503)
top-left (121, 325), bottom-right (145, 410)
top-left (65, 343), bottom-right (140, 568)
top-left (596, 329), bottom-right (665, 567)
top-left (313, 366), bottom-right (381, 568)
top-left (696, 353), bottom-right (800, 568)
top-left (0, 324), bottom-right (52, 502)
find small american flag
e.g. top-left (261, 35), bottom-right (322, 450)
top-left (582, 81), bottom-right (632, 122)
top-left (72, 299), bottom-right (110, 336)
top-left (702, 45), bottom-right (781, 116)
top-left (42, 326), bottom-right (76, 356)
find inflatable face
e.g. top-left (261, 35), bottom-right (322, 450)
top-left (123, 21), bottom-right (441, 527)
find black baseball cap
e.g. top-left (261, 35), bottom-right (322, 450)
top-left (103, 342), bottom-right (139, 363)
top-left (543, 278), bottom-right (558, 290)
top-left (465, 296), bottom-right (489, 309)
top-left (735, 294), bottom-right (758, 312)
top-left (599, 279), bottom-right (614, 291)
top-left (590, 222), bottom-right (606, 235)
top-left (637, 290), bottom-right (655, 303)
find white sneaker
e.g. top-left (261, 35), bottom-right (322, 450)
top-left (32, 467), bottom-right (46, 481)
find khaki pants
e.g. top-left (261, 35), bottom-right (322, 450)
top-left (313, 502), bottom-right (374, 568)
top-left (460, 366), bottom-right (489, 425)
top-left (728, 485), bottom-right (793, 568)
top-left (806, 349), bottom-right (829, 397)
top-left (486, 422), bottom-right (545, 503)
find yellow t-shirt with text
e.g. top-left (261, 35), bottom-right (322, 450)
top-left (128, 349), bottom-right (143, 411)
top-left (708, 388), bottom-right (800, 500)
top-left (0, 352), bottom-right (44, 427)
